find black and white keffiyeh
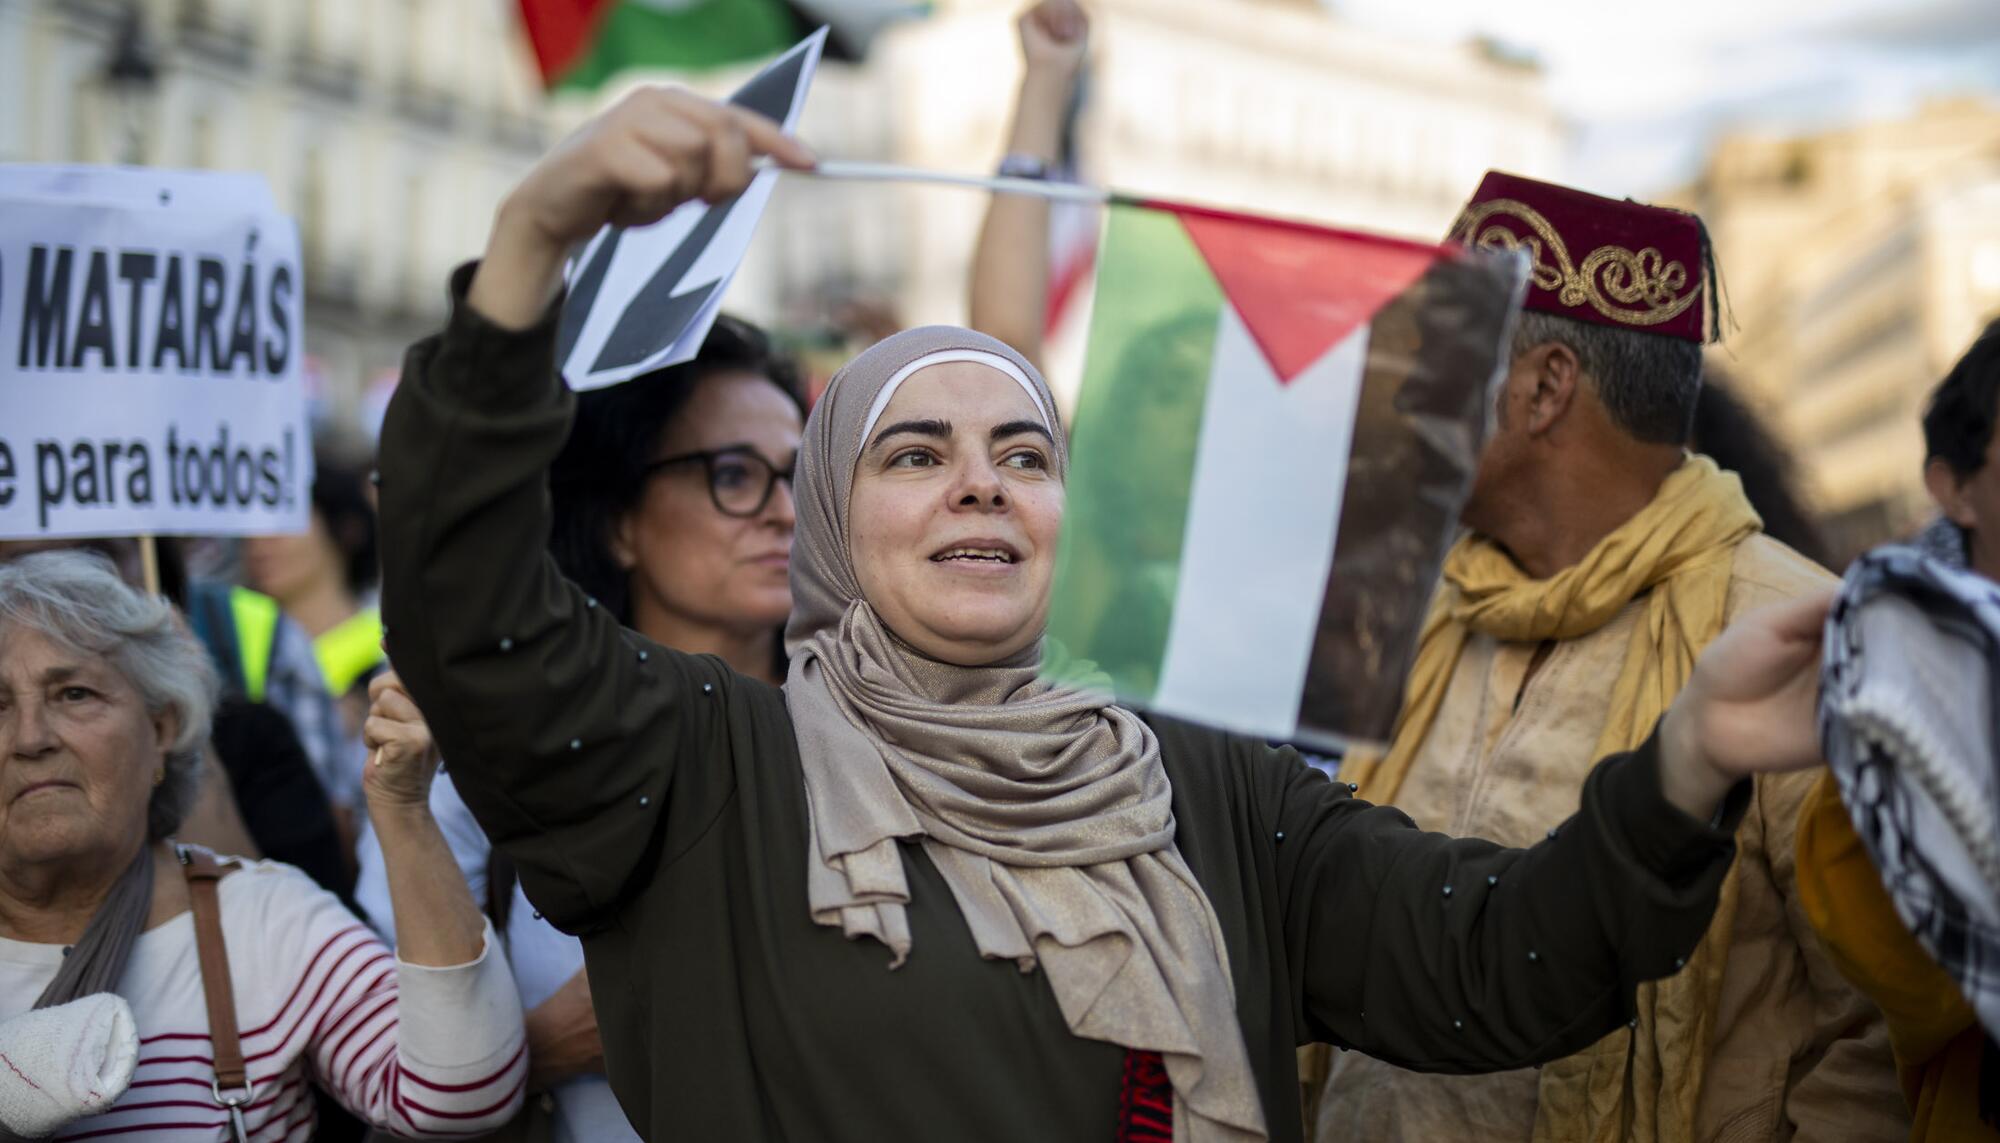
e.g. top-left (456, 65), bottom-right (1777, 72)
top-left (1820, 525), bottom-right (2000, 1041)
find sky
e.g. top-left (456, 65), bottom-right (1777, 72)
top-left (1326, 0), bottom-right (2000, 195)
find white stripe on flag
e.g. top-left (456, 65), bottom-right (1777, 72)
top-left (1150, 308), bottom-right (1368, 739)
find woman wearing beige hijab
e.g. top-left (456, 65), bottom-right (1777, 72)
top-left (373, 87), bottom-right (1838, 1143)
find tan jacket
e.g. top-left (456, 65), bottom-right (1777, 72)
top-left (1316, 535), bottom-right (1907, 1142)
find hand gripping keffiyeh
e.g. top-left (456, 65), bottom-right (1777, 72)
top-left (783, 326), bottom-right (1266, 1143)
top-left (1820, 536), bottom-right (2000, 1043)
top-left (1340, 453), bottom-right (1765, 1143)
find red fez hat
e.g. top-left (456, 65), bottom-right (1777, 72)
top-left (1448, 171), bottom-right (1722, 344)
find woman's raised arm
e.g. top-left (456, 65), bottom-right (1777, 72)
top-left (966, 0), bottom-right (1089, 369)
top-left (375, 89), bottom-right (812, 933)
top-left (1281, 593), bottom-right (1834, 1069)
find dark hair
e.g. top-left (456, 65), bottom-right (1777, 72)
top-left (549, 314), bottom-right (803, 625)
top-left (1922, 317), bottom-right (2000, 480)
top-left (311, 453), bottom-right (379, 596)
top-left (1690, 373), bottom-right (1832, 567)
top-left (1512, 310), bottom-right (1705, 445)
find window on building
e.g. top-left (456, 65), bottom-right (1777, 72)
top-left (190, 109), bottom-right (217, 169)
top-left (301, 146), bottom-right (328, 269)
top-left (401, 168), bottom-right (428, 311)
top-left (65, 66), bottom-right (98, 163)
top-left (1781, 145), bottom-right (1814, 187)
top-left (302, 0), bottom-right (358, 65)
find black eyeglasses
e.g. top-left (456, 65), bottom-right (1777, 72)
top-left (641, 447), bottom-right (795, 518)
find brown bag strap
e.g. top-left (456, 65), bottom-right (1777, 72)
top-left (177, 845), bottom-right (252, 1108)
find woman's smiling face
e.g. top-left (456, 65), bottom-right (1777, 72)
top-left (847, 361), bottom-right (1064, 667)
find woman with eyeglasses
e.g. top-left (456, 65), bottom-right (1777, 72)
top-left (548, 314), bottom-right (804, 684)
top-left (350, 315), bottom-right (803, 1143)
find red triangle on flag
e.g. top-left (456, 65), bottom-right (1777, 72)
top-left (1167, 203), bottom-right (1442, 383)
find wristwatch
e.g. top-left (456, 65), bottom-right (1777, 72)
top-left (996, 153), bottom-right (1053, 181)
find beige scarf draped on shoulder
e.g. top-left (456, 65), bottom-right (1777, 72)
top-left (784, 327), bottom-right (1266, 1143)
top-left (1340, 454), bottom-right (1761, 1143)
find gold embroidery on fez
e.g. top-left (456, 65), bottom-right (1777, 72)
top-left (1448, 198), bottom-right (1700, 329)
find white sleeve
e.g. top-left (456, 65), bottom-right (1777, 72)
top-left (352, 769), bottom-right (493, 944)
top-left (231, 863), bottom-right (525, 1137)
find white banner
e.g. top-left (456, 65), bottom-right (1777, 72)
top-left (0, 166), bottom-right (311, 539)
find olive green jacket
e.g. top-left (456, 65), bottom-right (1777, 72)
top-left (374, 268), bottom-right (1750, 1143)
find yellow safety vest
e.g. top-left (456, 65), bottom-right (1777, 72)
top-left (314, 607), bottom-right (386, 697)
top-left (226, 587), bottom-right (281, 705)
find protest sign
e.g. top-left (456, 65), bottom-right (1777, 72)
top-left (556, 27), bottom-right (826, 391)
top-left (0, 166), bottom-right (311, 539)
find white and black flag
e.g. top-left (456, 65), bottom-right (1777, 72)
top-left (556, 27), bottom-right (827, 391)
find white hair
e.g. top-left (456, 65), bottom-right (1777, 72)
top-left (0, 550), bottom-right (217, 839)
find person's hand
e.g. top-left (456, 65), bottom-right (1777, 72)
top-left (1018, 0), bottom-right (1089, 87)
top-left (361, 670), bottom-right (441, 809)
top-left (471, 86), bottom-right (816, 328)
top-left (1658, 589), bottom-right (1836, 820)
top-left (524, 968), bottom-right (606, 1088)
top-left (502, 85), bottom-right (813, 248)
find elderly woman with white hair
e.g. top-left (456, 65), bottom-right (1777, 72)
top-left (0, 551), bottom-right (527, 1142)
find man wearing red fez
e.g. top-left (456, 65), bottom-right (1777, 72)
top-left (1313, 173), bottom-right (1905, 1142)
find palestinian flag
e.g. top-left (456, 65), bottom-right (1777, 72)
top-left (520, 0), bottom-right (924, 90)
top-left (521, 0), bottom-right (798, 90)
top-left (1045, 203), bottom-right (1525, 748)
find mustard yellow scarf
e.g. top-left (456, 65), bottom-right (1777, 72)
top-left (1342, 454), bottom-right (1761, 1143)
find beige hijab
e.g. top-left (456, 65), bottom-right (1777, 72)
top-left (784, 326), bottom-right (1265, 1142)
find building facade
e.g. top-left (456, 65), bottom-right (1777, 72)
top-left (0, 0), bottom-right (558, 431)
top-left (542, 0), bottom-right (1561, 400)
top-left (863, 0), bottom-right (1561, 396)
top-left (1683, 98), bottom-right (2000, 556)
top-left (3, 0), bottom-right (1562, 415)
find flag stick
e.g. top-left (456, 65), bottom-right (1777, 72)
top-left (138, 534), bottom-right (161, 597)
top-left (791, 159), bottom-right (1119, 206)
top-left (782, 160), bottom-right (1437, 253)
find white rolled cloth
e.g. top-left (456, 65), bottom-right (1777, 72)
top-left (0, 995), bottom-right (138, 1138)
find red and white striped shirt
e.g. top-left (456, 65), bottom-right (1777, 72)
top-left (0, 859), bottom-right (526, 1141)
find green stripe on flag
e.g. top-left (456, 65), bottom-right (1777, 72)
top-left (554, 0), bottom-right (798, 91)
top-left (1046, 205), bottom-right (1223, 701)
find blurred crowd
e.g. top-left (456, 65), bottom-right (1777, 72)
top-left (2, 3), bottom-right (1997, 1143)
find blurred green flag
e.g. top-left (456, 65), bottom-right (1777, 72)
top-left (519, 0), bottom-right (926, 90)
